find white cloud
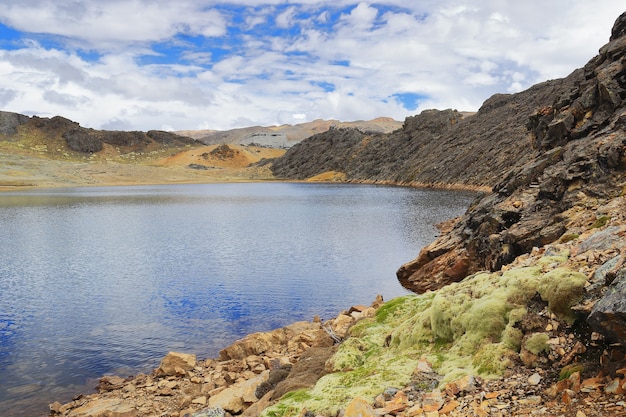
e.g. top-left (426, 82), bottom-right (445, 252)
top-left (0, 1), bottom-right (623, 131)
top-left (276, 6), bottom-right (297, 28)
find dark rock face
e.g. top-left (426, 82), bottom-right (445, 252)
top-left (272, 12), bottom-right (626, 297)
top-left (63, 128), bottom-right (195, 153)
top-left (588, 265), bottom-right (626, 342)
top-left (1, 112), bottom-right (199, 153)
top-left (397, 13), bottom-right (626, 293)
top-left (0, 111), bottom-right (29, 135)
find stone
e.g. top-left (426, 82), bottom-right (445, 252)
top-left (416, 359), bottom-right (434, 373)
top-left (190, 408), bottom-right (226, 417)
top-left (192, 396), bottom-right (207, 405)
top-left (155, 352), bottom-right (197, 377)
top-left (422, 390), bottom-right (444, 412)
top-left (67, 398), bottom-right (136, 417)
top-left (331, 314), bottom-right (354, 339)
top-left (453, 375), bottom-right (476, 393)
top-left (528, 373), bottom-right (542, 386)
top-left (219, 321), bottom-right (325, 360)
top-left (439, 400), bottom-right (460, 415)
top-left (242, 392), bottom-right (273, 417)
top-left (208, 371), bottom-right (269, 413)
top-left (344, 396), bottom-right (377, 417)
top-left (588, 272), bottom-right (626, 342)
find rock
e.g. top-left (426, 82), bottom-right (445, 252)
top-left (67, 398), bottom-right (136, 417)
top-left (528, 373), bottom-right (542, 386)
top-left (0, 111), bottom-right (29, 134)
top-left (344, 397), bottom-right (377, 417)
top-left (97, 375), bottom-right (127, 392)
top-left (190, 408), bottom-right (226, 417)
top-left (588, 272), bottom-right (626, 342)
top-left (155, 352), bottom-right (197, 377)
top-left (422, 390), bottom-right (444, 412)
top-left (192, 396), bottom-right (207, 405)
top-left (575, 226), bottom-right (626, 255)
top-left (272, 346), bottom-right (335, 400)
top-left (208, 371), bottom-right (269, 413)
top-left (219, 321), bottom-right (328, 360)
top-left (330, 313), bottom-right (354, 339)
top-left (242, 391), bottom-right (273, 417)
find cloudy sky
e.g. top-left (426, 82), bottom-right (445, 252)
top-left (0, 1), bottom-right (623, 131)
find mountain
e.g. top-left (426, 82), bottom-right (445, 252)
top-left (0, 113), bottom-right (285, 188)
top-left (175, 117), bottom-right (403, 148)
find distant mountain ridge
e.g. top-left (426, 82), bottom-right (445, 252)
top-left (175, 117), bottom-right (403, 148)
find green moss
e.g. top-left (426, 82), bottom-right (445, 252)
top-left (559, 364), bottom-right (585, 380)
top-left (590, 215), bottom-right (610, 229)
top-left (263, 252), bottom-right (588, 417)
top-left (375, 296), bottom-right (410, 323)
top-left (524, 333), bottom-right (550, 355)
top-left (559, 233), bottom-right (579, 243)
top-left (537, 268), bottom-right (587, 321)
top-left (472, 343), bottom-right (515, 376)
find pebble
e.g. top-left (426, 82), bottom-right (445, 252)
top-left (528, 373), bottom-right (542, 386)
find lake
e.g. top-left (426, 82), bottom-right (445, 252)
top-left (0, 182), bottom-right (476, 415)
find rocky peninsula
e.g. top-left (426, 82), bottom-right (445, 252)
top-left (0, 10), bottom-right (624, 417)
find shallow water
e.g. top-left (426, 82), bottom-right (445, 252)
top-left (0, 182), bottom-right (476, 415)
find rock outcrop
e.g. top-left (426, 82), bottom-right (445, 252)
top-left (0, 113), bottom-right (199, 154)
top-left (0, 111), bottom-right (29, 135)
top-left (396, 12), bottom-right (626, 294)
top-left (271, 13), bottom-right (626, 301)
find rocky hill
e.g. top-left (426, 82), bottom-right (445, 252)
top-left (272, 13), bottom-right (626, 293)
top-left (0, 112), bottom-right (200, 154)
top-left (0, 113), bottom-right (286, 188)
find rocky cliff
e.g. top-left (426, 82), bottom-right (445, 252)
top-left (272, 13), bottom-right (626, 294)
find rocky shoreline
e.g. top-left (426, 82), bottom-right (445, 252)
top-left (48, 204), bottom-right (626, 416)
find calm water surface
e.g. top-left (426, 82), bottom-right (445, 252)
top-left (0, 182), bottom-right (476, 415)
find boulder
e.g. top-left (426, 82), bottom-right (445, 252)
top-left (208, 371), bottom-right (269, 413)
top-left (67, 398), bottom-right (136, 417)
top-left (271, 346), bottom-right (335, 400)
top-left (587, 268), bottom-right (626, 342)
top-left (155, 352), bottom-right (197, 376)
top-left (344, 397), bottom-right (377, 417)
top-left (219, 321), bottom-right (328, 360)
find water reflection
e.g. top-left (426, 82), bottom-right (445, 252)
top-left (0, 183), bottom-right (476, 416)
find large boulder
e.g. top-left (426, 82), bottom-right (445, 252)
top-left (587, 264), bottom-right (626, 342)
top-left (155, 351), bottom-right (197, 376)
top-left (0, 111), bottom-right (29, 135)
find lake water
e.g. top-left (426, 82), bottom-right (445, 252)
top-left (0, 182), bottom-right (476, 416)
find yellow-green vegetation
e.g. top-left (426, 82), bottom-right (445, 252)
top-left (559, 364), bottom-right (585, 380)
top-left (591, 215), bottom-right (610, 228)
top-left (523, 332), bottom-right (550, 355)
top-left (261, 251), bottom-right (588, 417)
top-left (559, 233), bottom-right (579, 243)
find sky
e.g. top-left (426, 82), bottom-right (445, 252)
top-left (0, 1), bottom-right (623, 132)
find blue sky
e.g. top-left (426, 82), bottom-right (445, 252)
top-left (0, 1), bottom-right (623, 131)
